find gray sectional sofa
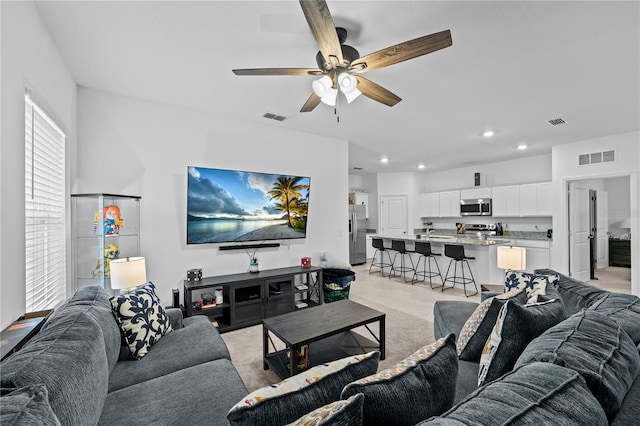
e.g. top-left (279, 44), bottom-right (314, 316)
top-left (0, 286), bottom-right (248, 425)
top-left (430, 268), bottom-right (640, 425)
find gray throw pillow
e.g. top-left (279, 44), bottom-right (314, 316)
top-left (514, 309), bottom-right (640, 420)
top-left (0, 385), bottom-right (61, 426)
top-left (589, 292), bottom-right (640, 344)
top-left (286, 393), bottom-right (364, 426)
top-left (457, 288), bottom-right (527, 361)
top-left (477, 298), bottom-right (565, 386)
top-left (416, 362), bottom-right (608, 425)
top-left (227, 351), bottom-right (380, 426)
top-left (341, 334), bottom-right (458, 426)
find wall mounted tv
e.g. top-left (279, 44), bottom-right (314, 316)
top-left (187, 166), bottom-right (311, 244)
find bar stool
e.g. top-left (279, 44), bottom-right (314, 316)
top-left (389, 240), bottom-right (416, 283)
top-left (442, 244), bottom-right (478, 297)
top-left (369, 238), bottom-right (393, 277)
top-left (412, 241), bottom-right (443, 288)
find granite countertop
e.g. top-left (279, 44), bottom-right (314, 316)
top-left (414, 229), bottom-right (551, 241)
top-left (373, 235), bottom-right (513, 247)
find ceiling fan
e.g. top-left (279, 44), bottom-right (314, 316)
top-left (232, 0), bottom-right (452, 112)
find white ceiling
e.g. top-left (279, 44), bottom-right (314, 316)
top-left (34, 1), bottom-right (640, 174)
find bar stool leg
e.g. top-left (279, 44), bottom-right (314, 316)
top-left (429, 257), bottom-right (444, 289)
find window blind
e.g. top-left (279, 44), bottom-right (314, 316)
top-left (25, 94), bottom-right (66, 312)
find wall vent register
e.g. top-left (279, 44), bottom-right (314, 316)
top-left (578, 150), bottom-right (615, 166)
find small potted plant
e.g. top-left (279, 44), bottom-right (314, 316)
top-left (249, 256), bottom-right (259, 273)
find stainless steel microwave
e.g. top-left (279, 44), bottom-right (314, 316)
top-left (460, 198), bottom-right (492, 216)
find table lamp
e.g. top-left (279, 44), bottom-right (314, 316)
top-left (497, 246), bottom-right (527, 273)
top-left (110, 257), bottom-right (147, 293)
top-left (619, 218), bottom-right (631, 239)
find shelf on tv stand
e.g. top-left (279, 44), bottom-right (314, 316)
top-left (184, 266), bottom-right (323, 332)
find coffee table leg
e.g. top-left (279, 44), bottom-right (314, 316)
top-left (263, 325), bottom-right (269, 370)
top-left (290, 344), bottom-right (298, 377)
top-left (379, 316), bottom-right (386, 360)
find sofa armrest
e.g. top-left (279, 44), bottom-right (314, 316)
top-left (165, 307), bottom-right (184, 329)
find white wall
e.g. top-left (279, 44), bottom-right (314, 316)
top-left (375, 172), bottom-right (423, 233)
top-left (0, 1), bottom-right (78, 329)
top-left (605, 176), bottom-right (632, 238)
top-left (551, 131), bottom-right (639, 295)
top-left (420, 154), bottom-right (552, 192)
top-left (76, 88), bottom-right (348, 305)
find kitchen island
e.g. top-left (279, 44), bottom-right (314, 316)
top-left (371, 235), bottom-right (513, 296)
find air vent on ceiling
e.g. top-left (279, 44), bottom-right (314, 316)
top-left (262, 112), bottom-right (286, 121)
top-left (578, 150), bottom-right (615, 166)
top-left (547, 117), bottom-right (566, 126)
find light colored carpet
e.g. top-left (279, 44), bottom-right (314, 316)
top-left (222, 263), bottom-right (632, 392)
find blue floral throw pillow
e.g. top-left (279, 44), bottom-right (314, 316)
top-left (504, 271), bottom-right (558, 293)
top-left (110, 282), bottom-right (172, 359)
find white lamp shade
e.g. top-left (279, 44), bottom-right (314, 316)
top-left (110, 257), bottom-right (147, 290)
top-left (619, 218), bottom-right (631, 229)
top-left (497, 246), bottom-right (526, 271)
top-left (312, 75), bottom-right (333, 97)
top-left (338, 73), bottom-right (358, 94)
top-left (320, 87), bottom-right (338, 106)
top-left (343, 87), bottom-right (362, 103)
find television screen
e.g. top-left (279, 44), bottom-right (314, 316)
top-left (187, 166), bottom-right (310, 244)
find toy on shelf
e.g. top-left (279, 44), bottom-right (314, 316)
top-left (95, 205), bottom-right (124, 236)
top-left (91, 243), bottom-right (120, 278)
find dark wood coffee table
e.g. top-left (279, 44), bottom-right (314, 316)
top-left (263, 299), bottom-right (385, 378)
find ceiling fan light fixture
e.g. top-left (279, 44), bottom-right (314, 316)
top-left (312, 75), bottom-right (333, 97)
top-left (343, 87), bottom-right (361, 104)
top-left (320, 88), bottom-right (338, 106)
top-left (338, 72), bottom-right (357, 94)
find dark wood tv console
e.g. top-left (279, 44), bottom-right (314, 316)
top-left (183, 266), bottom-right (323, 332)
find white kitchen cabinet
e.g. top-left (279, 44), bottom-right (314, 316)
top-left (460, 187), bottom-right (492, 200)
top-left (509, 239), bottom-right (550, 272)
top-left (419, 192), bottom-right (440, 218)
top-left (439, 190), bottom-right (460, 217)
top-left (537, 182), bottom-right (553, 216)
top-left (519, 183), bottom-right (538, 216)
top-left (492, 185), bottom-right (520, 217)
top-left (366, 235), bottom-right (375, 260)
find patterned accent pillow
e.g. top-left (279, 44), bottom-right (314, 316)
top-left (457, 288), bottom-right (527, 361)
top-left (341, 334), bottom-right (458, 425)
top-left (505, 270), bottom-right (558, 293)
top-left (286, 393), bottom-right (364, 426)
top-left (110, 282), bottom-right (172, 359)
top-left (477, 298), bottom-right (565, 387)
top-left (525, 280), bottom-right (547, 304)
top-left (227, 351), bottom-right (379, 426)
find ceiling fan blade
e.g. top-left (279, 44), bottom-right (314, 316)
top-left (300, 92), bottom-right (322, 112)
top-left (233, 68), bottom-right (323, 76)
top-left (351, 30), bottom-right (452, 73)
top-left (299, 0), bottom-right (343, 66)
top-left (355, 76), bottom-right (402, 107)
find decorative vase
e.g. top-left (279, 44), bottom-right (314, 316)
top-left (249, 263), bottom-right (259, 273)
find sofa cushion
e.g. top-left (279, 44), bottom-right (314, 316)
top-left (534, 268), bottom-right (607, 316)
top-left (227, 351), bottom-right (380, 426)
top-left (341, 334), bottom-right (458, 425)
top-left (99, 359), bottom-right (248, 426)
top-left (504, 270), bottom-right (559, 293)
top-left (514, 309), bottom-right (640, 420)
top-left (0, 310), bottom-right (110, 426)
top-left (110, 282), bottom-right (173, 359)
top-left (477, 298), bottom-right (565, 386)
top-left (589, 292), bottom-right (640, 345)
top-left (417, 362), bottom-right (608, 425)
top-left (287, 393), bottom-right (364, 426)
top-left (433, 301), bottom-right (478, 341)
top-left (611, 372), bottom-right (640, 426)
top-left (0, 385), bottom-right (61, 426)
top-left (456, 288), bottom-right (527, 361)
top-left (108, 315), bottom-right (231, 392)
top-left (45, 285), bottom-right (122, 371)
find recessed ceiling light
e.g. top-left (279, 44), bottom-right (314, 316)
top-left (380, 157), bottom-right (389, 163)
top-left (418, 164), bottom-right (425, 169)
top-left (517, 144), bottom-right (528, 150)
top-left (482, 130), bottom-right (495, 138)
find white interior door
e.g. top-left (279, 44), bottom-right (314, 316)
top-left (569, 182), bottom-right (591, 281)
top-left (597, 191), bottom-right (609, 269)
top-left (380, 195), bottom-right (408, 238)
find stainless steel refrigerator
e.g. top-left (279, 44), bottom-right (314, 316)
top-left (349, 204), bottom-right (367, 265)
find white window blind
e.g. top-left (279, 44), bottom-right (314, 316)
top-left (25, 93), bottom-right (66, 312)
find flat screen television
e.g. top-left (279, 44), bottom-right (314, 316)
top-left (187, 166), bottom-right (310, 244)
